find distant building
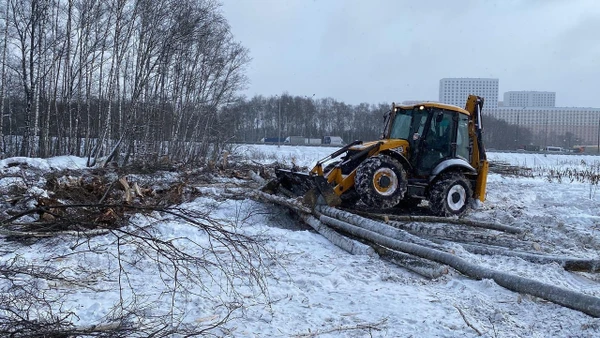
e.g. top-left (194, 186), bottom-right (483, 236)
top-left (503, 91), bottom-right (556, 107)
top-left (486, 107), bottom-right (600, 144)
top-left (439, 78), bottom-right (499, 108)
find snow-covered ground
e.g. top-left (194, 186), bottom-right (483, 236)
top-left (2, 147), bottom-right (600, 337)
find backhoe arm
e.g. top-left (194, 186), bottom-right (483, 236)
top-left (464, 95), bottom-right (488, 202)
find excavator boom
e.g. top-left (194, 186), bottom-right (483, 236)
top-left (464, 95), bottom-right (489, 201)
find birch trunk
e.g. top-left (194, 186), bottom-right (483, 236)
top-left (0, 1), bottom-right (9, 155)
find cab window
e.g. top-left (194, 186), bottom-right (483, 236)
top-left (456, 114), bottom-right (470, 160)
top-left (419, 110), bottom-right (456, 172)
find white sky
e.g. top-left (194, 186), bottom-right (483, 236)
top-left (221, 0), bottom-right (600, 108)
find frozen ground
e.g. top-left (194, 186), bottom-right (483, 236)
top-left (1, 147), bottom-right (600, 337)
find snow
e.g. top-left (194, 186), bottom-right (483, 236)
top-left (2, 147), bottom-right (600, 336)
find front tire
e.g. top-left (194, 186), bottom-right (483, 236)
top-left (355, 154), bottom-right (407, 209)
top-left (429, 172), bottom-right (472, 216)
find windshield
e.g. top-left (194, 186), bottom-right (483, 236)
top-left (389, 107), bottom-right (429, 140)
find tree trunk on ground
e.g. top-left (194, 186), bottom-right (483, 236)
top-left (350, 209), bottom-right (524, 234)
top-left (387, 220), bottom-right (534, 251)
top-left (315, 205), bottom-right (600, 318)
top-left (300, 214), bottom-right (376, 257)
top-left (450, 241), bottom-right (600, 273)
top-left (371, 243), bottom-right (449, 279)
top-left (317, 209), bottom-right (447, 251)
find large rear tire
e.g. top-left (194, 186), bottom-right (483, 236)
top-left (429, 172), bottom-right (472, 216)
top-left (355, 154), bottom-right (407, 209)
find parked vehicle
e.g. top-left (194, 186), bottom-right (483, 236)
top-left (261, 137), bottom-right (286, 144)
top-left (284, 136), bottom-right (306, 145)
top-left (323, 136), bottom-right (345, 146)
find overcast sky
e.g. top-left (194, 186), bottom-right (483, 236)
top-left (221, 0), bottom-right (600, 108)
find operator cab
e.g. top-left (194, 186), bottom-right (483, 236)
top-left (386, 103), bottom-right (471, 176)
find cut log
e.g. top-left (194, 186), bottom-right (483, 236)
top-left (387, 220), bottom-right (535, 251)
top-left (119, 177), bottom-right (133, 203)
top-left (252, 191), bottom-right (312, 214)
top-left (0, 228), bottom-right (110, 238)
top-left (318, 207), bottom-right (447, 251)
top-left (350, 209), bottom-right (523, 234)
top-left (300, 214), bottom-right (377, 257)
top-left (249, 170), bottom-right (266, 185)
top-left (317, 210), bottom-right (600, 318)
top-left (371, 243), bottom-right (449, 279)
top-left (248, 191), bottom-right (375, 257)
top-left (454, 242), bottom-right (600, 273)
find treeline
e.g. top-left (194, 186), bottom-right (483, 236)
top-left (484, 116), bottom-right (580, 150)
top-left (484, 115), bottom-right (534, 150)
top-left (225, 94), bottom-right (390, 144)
top-left (228, 94), bottom-right (580, 151)
top-left (0, 0), bottom-right (248, 165)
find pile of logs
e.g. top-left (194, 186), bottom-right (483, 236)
top-left (251, 184), bottom-right (600, 318)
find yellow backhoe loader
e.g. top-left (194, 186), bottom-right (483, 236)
top-left (272, 95), bottom-right (489, 216)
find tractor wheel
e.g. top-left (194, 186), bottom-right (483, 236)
top-left (355, 154), bottom-right (407, 209)
top-left (429, 172), bottom-right (472, 216)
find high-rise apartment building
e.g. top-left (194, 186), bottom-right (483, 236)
top-left (503, 91), bottom-right (555, 107)
top-left (439, 78), bottom-right (499, 108)
top-left (486, 107), bottom-right (600, 145)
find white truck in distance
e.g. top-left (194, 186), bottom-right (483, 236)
top-left (281, 136), bottom-right (345, 146)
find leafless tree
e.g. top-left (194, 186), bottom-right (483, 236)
top-left (0, 0), bottom-right (250, 165)
top-left (0, 2), bottom-right (9, 156)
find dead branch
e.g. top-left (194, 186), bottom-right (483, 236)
top-left (293, 318), bottom-right (388, 337)
top-left (0, 201), bottom-right (270, 336)
top-left (454, 305), bottom-right (483, 336)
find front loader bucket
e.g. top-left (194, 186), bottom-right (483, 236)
top-left (275, 169), bottom-right (342, 208)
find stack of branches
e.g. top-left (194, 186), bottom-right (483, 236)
top-left (0, 166), bottom-right (271, 336)
top-left (489, 161), bottom-right (534, 177)
top-left (2, 159), bottom-right (271, 237)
